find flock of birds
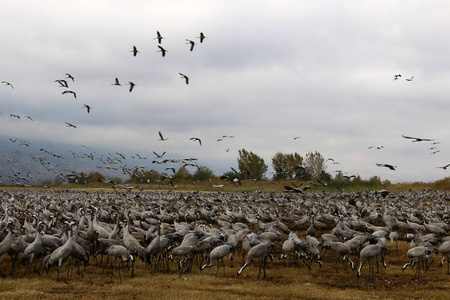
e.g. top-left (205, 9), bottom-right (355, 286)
top-left (0, 188), bottom-right (450, 283)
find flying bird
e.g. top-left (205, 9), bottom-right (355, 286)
top-left (65, 122), bottom-right (77, 128)
top-left (153, 151), bottom-right (166, 158)
top-left (158, 131), bottom-right (168, 141)
top-left (24, 115), bottom-right (33, 121)
top-left (186, 39), bottom-right (196, 51)
top-left (157, 46), bottom-right (168, 57)
top-left (437, 163), bottom-right (450, 170)
top-left (83, 104), bottom-right (91, 113)
top-left (154, 31), bottom-right (164, 44)
top-left (376, 163), bottom-right (396, 171)
top-left (130, 45), bottom-right (139, 56)
top-left (55, 79), bottom-right (69, 87)
top-left (62, 90), bottom-right (77, 99)
top-left (2, 81), bottom-right (14, 89)
top-left (65, 73), bottom-right (75, 81)
top-left (126, 81), bottom-right (136, 92)
top-left (402, 135), bottom-right (434, 142)
top-left (190, 137), bottom-right (202, 146)
top-left (293, 136), bottom-right (300, 140)
top-left (111, 78), bottom-right (121, 86)
top-left (405, 76), bottom-right (414, 81)
top-left (197, 32), bottom-right (206, 43)
top-left (179, 73), bottom-right (189, 85)
top-left (393, 74), bottom-right (401, 81)
top-left (10, 114), bottom-right (20, 119)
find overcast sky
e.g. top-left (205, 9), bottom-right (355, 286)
top-left (1, 0), bottom-right (450, 184)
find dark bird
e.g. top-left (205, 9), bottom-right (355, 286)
top-left (186, 39), bottom-right (196, 51)
top-left (111, 78), bottom-right (121, 86)
top-left (130, 45), bottom-right (139, 56)
top-left (55, 79), bottom-right (68, 87)
top-left (393, 74), bottom-right (401, 81)
top-left (430, 151), bottom-right (440, 155)
top-left (197, 32), bottom-right (206, 43)
top-left (437, 163), bottom-right (450, 170)
top-left (62, 90), bottom-right (77, 99)
top-left (158, 131), bottom-right (168, 141)
top-left (10, 114), bottom-right (20, 119)
top-left (179, 73), bottom-right (189, 85)
top-left (9, 138), bottom-right (17, 143)
top-left (153, 151), bottom-right (166, 158)
top-left (157, 46), bottom-right (168, 57)
top-left (402, 135), bottom-right (434, 142)
top-left (2, 81), bottom-right (14, 89)
top-left (406, 76), bottom-right (414, 81)
top-left (166, 167), bottom-right (176, 174)
top-left (294, 136), bottom-right (300, 140)
top-left (154, 31), bottom-right (164, 44)
top-left (24, 115), bottom-right (33, 121)
top-left (83, 104), bottom-right (91, 113)
top-left (126, 81), bottom-right (136, 92)
top-left (376, 163), bottom-right (396, 171)
top-left (65, 73), bottom-right (75, 81)
top-left (190, 137), bottom-right (202, 146)
top-left (65, 122), bottom-right (77, 128)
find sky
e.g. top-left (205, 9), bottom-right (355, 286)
top-left (1, 0), bottom-right (450, 184)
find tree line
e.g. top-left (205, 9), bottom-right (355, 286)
top-left (58, 149), bottom-right (342, 185)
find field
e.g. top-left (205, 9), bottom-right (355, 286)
top-left (1, 187), bottom-right (450, 299)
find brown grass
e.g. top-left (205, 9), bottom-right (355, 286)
top-left (1, 234), bottom-right (449, 300)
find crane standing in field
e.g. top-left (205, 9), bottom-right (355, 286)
top-left (201, 243), bottom-right (236, 276)
top-left (237, 240), bottom-right (274, 279)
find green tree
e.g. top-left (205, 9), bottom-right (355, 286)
top-left (304, 151), bottom-right (327, 181)
top-left (271, 152), bottom-right (304, 180)
top-left (237, 149), bottom-right (268, 180)
top-left (192, 166), bottom-right (215, 182)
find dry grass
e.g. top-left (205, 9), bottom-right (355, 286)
top-left (1, 234), bottom-right (450, 300)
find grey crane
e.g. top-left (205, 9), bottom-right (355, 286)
top-left (62, 90), bottom-right (76, 99)
top-left (65, 73), bottom-right (74, 81)
top-left (2, 81), bottom-right (14, 89)
top-left (186, 39), bottom-right (196, 51)
top-left (237, 240), bottom-right (274, 279)
top-left (197, 32), bottom-right (206, 43)
top-left (130, 45), bottom-right (139, 56)
top-left (356, 243), bottom-right (386, 281)
top-left (157, 45), bottom-right (168, 57)
top-left (111, 78), bottom-right (121, 86)
top-left (83, 104), bottom-right (91, 113)
top-left (104, 244), bottom-right (134, 280)
top-left (200, 243), bottom-right (235, 276)
top-left (22, 225), bottom-right (45, 275)
top-left (43, 223), bottom-right (76, 281)
top-left (126, 81), bottom-right (136, 92)
top-left (179, 73), bottom-right (189, 85)
top-left (438, 241), bottom-right (450, 275)
top-left (402, 244), bottom-right (437, 280)
top-left (154, 31), bottom-right (164, 44)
